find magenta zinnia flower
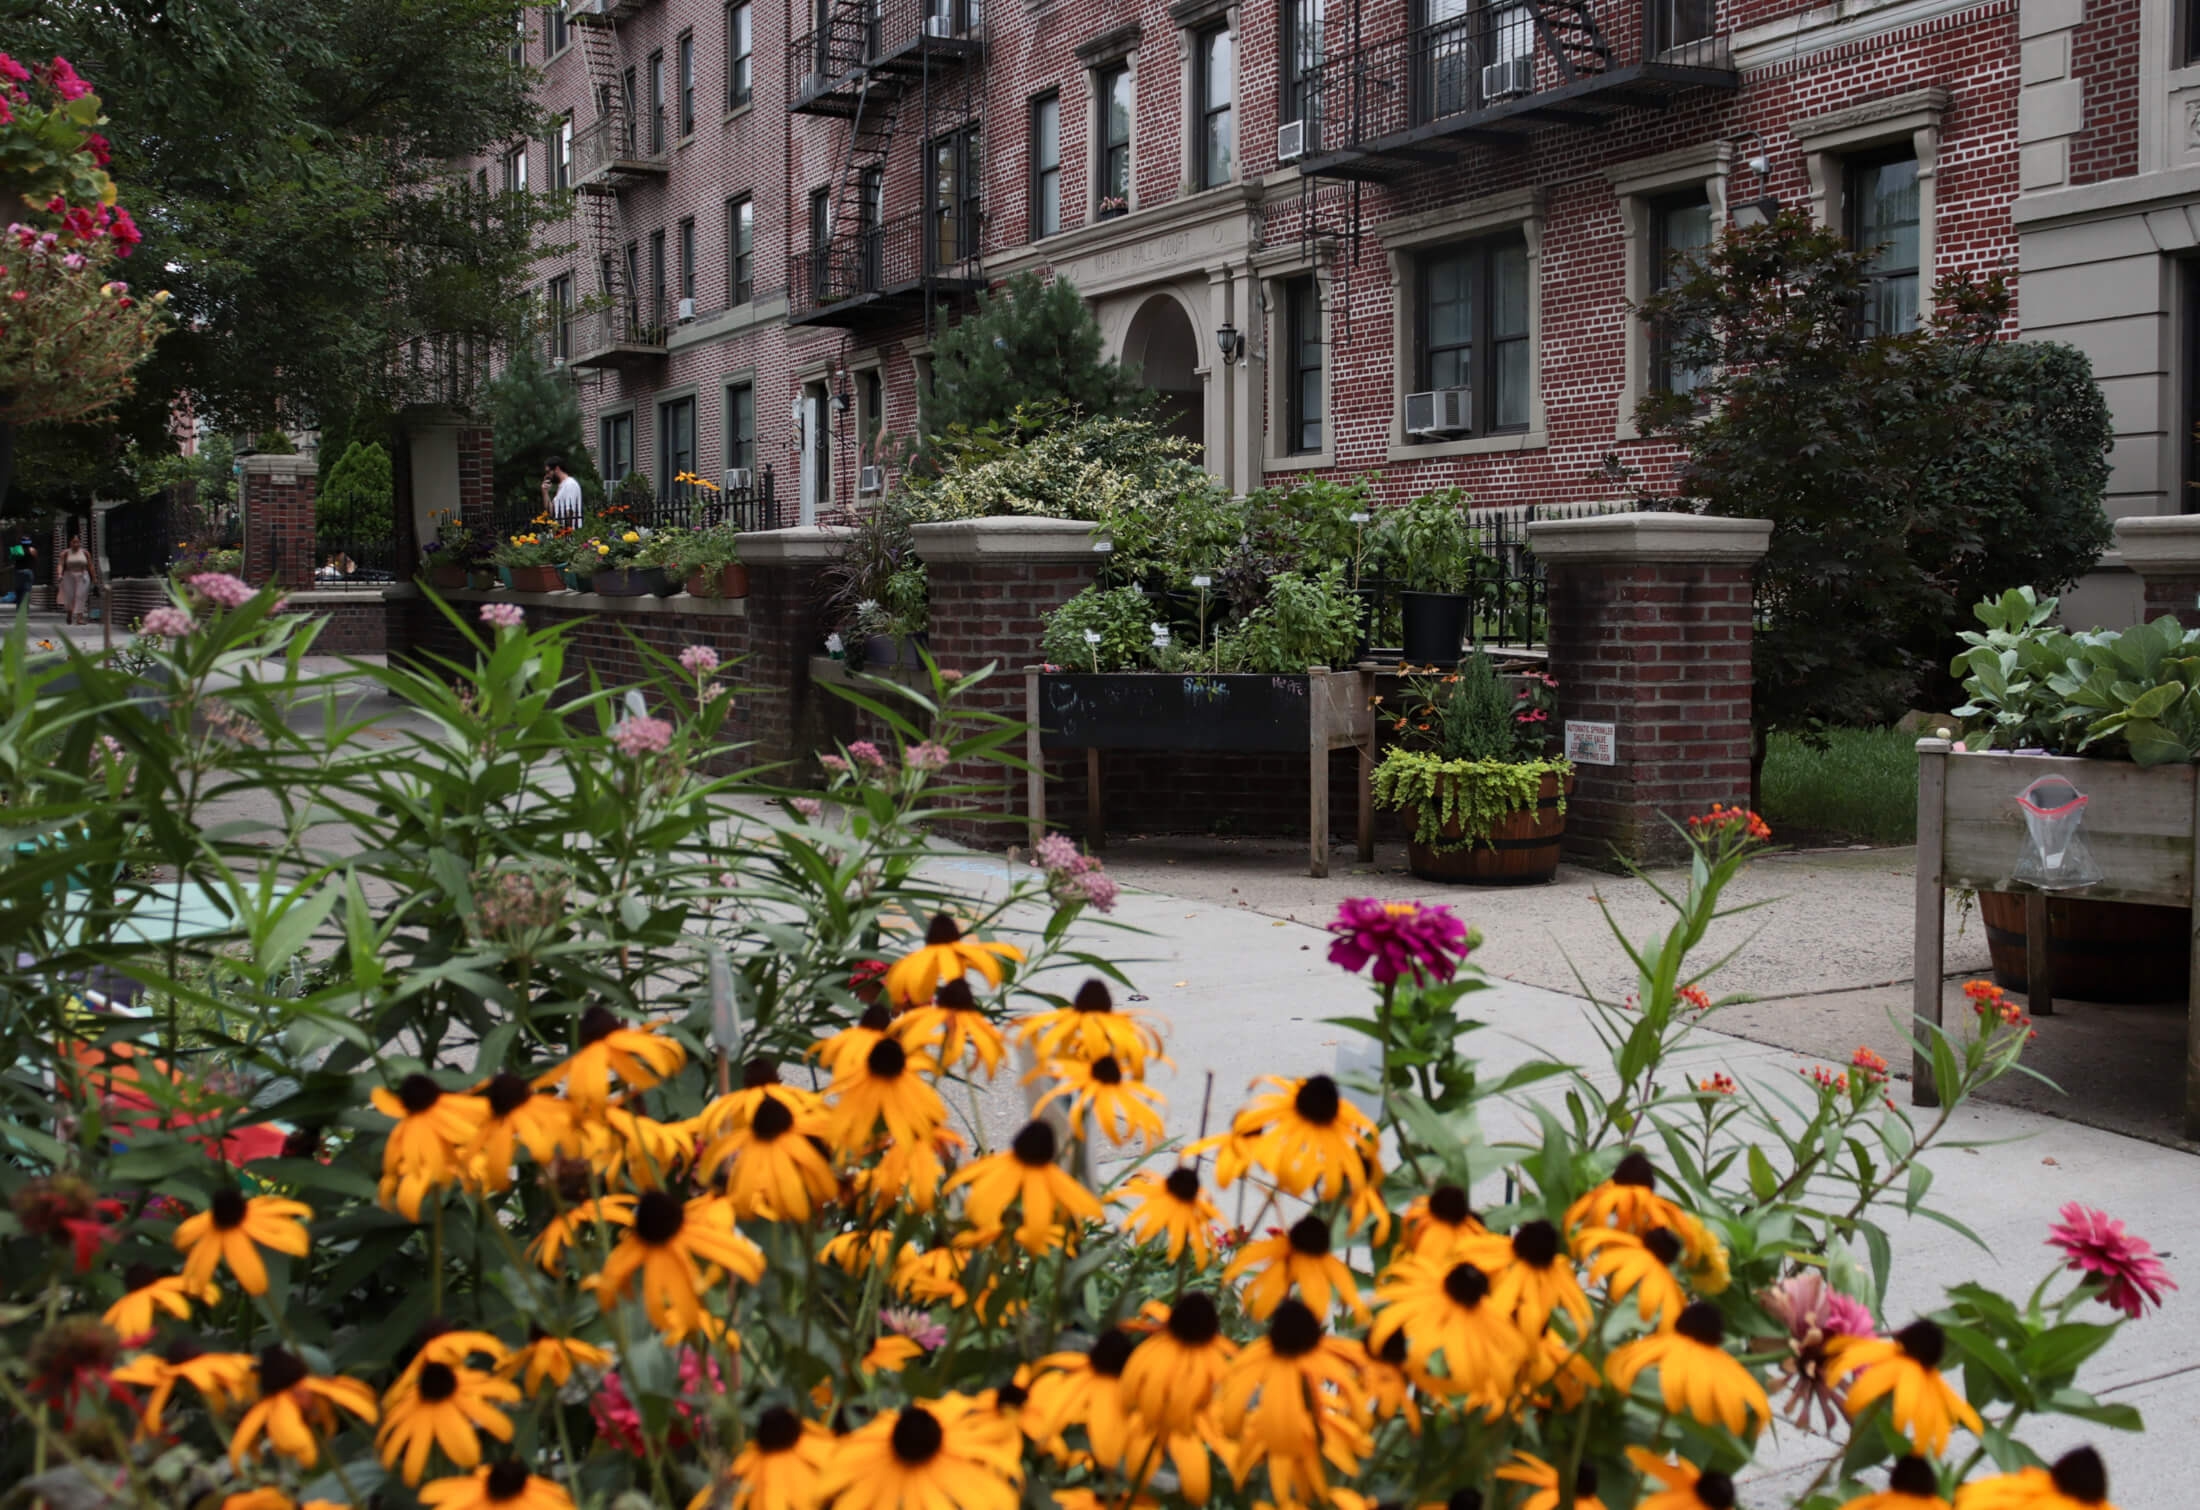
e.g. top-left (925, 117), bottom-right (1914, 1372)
top-left (2048, 1204), bottom-right (2177, 1319)
top-left (1326, 898), bottom-right (1472, 985)
top-left (1756, 1272), bottom-right (1876, 1432)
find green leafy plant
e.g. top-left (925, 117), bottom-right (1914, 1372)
top-left (1211, 566), bottom-right (1362, 673)
top-left (1371, 653), bottom-right (1567, 848)
top-left (1371, 750), bottom-right (1572, 850)
top-left (1041, 584), bottom-right (1159, 671)
top-left (1950, 589), bottom-right (2200, 764)
top-left (1376, 488), bottom-right (1484, 593)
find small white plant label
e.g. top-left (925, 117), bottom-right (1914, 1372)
top-left (1565, 721), bottom-right (1616, 765)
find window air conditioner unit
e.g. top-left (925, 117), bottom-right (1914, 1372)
top-left (1481, 57), bottom-right (1535, 100)
top-left (1276, 120), bottom-right (1306, 162)
top-left (1404, 387), bottom-right (1472, 436)
top-left (723, 467), bottom-right (754, 491)
top-left (859, 464), bottom-right (886, 494)
top-left (677, 296), bottom-right (696, 321)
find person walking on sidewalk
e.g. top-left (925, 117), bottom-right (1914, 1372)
top-left (8, 534), bottom-right (35, 605)
top-left (57, 532), bottom-right (96, 626)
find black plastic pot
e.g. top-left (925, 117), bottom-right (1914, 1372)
top-left (1399, 591), bottom-right (1472, 666)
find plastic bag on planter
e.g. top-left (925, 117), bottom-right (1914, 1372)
top-left (2013, 775), bottom-right (2101, 891)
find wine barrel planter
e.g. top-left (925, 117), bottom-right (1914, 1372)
top-left (1978, 891), bottom-right (2191, 1003)
top-left (1405, 769), bottom-right (1574, 885)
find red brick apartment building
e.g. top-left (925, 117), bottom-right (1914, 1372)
top-left (475, 0), bottom-right (2041, 537)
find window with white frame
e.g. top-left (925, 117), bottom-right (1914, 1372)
top-left (1285, 276), bottom-right (1323, 453)
top-left (1031, 94), bottom-right (1061, 239)
top-left (1648, 191), bottom-right (1713, 395)
top-left (727, 196), bottom-right (754, 305)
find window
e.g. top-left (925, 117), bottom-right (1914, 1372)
top-left (1847, 151), bottom-right (1920, 335)
top-left (649, 229), bottom-right (667, 323)
top-left (727, 1), bottom-right (753, 107)
top-left (546, 5), bottom-right (567, 56)
top-left (1031, 94), bottom-right (1061, 240)
top-left (930, 127), bottom-right (980, 267)
top-left (553, 116), bottom-right (572, 191)
top-left (600, 413), bottom-right (634, 483)
top-left (1648, 192), bottom-right (1712, 395)
top-left (1098, 64), bottom-right (1131, 210)
top-left (624, 241), bottom-right (641, 321)
top-left (1282, 0), bottom-right (1322, 131)
top-left (860, 368), bottom-right (885, 458)
top-left (1285, 276), bottom-right (1323, 453)
top-left (621, 66), bottom-right (640, 155)
top-left (1415, 233), bottom-right (1531, 433)
top-left (649, 51), bottom-right (666, 153)
top-left (809, 187), bottom-right (832, 299)
top-left (509, 8), bottom-right (527, 66)
top-left (547, 273), bottom-right (574, 361)
top-left (659, 397), bottom-right (697, 483)
top-left (860, 166), bottom-right (884, 289)
top-left (502, 144), bottom-right (527, 192)
top-left (677, 32), bottom-right (696, 136)
top-left (678, 218), bottom-right (697, 306)
top-left (727, 196), bottom-right (754, 304)
top-left (1196, 27), bottom-right (1234, 188)
top-left (726, 383), bottom-right (756, 477)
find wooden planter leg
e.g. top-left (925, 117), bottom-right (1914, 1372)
top-left (1085, 747), bottom-right (1104, 850)
top-left (1912, 738), bottom-right (1948, 1107)
top-left (1025, 668), bottom-right (1045, 852)
top-left (1310, 671), bottom-right (1330, 879)
top-left (2186, 775), bottom-right (2200, 1139)
top-left (2024, 890), bottom-right (2055, 1015)
top-left (1356, 666), bottom-right (1375, 864)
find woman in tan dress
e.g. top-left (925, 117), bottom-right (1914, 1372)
top-left (58, 534), bottom-right (97, 625)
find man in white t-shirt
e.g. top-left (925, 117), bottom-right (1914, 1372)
top-left (544, 457), bottom-right (584, 524)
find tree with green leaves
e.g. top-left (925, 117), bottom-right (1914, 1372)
top-left (317, 440), bottom-right (394, 544)
top-left (1632, 212), bottom-right (2113, 784)
top-left (918, 273), bottom-right (1149, 453)
top-left (487, 345), bottom-right (603, 519)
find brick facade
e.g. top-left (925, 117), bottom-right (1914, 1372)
top-left (241, 454), bottom-right (318, 590)
top-left (2113, 517), bottom-right (2200, 630)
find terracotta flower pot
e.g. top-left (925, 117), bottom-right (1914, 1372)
top-left (1404, 769), bottom-right (1573, 885)
top-left (687, 563), bottom-right (749, 599)
top-left (509, 564), bottom-right (564, 593)
top-left (427, 564), bottom-right (468, 589)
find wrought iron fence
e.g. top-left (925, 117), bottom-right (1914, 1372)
top-left (312, 536), bottom-right (402, 589)
top-left (1351, 502), bottom-right (1620, 657)
top-left (492, 468), bottom-right (781, 544)
top-left (101, 494), bottom-right (172, 579)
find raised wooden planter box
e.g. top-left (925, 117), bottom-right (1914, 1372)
top-left (1023, 666), bottom-right (1377, 878)
top-left (1914, 741), bottom-right (2200, 1132)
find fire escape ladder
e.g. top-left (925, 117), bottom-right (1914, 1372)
top-left (829, 77), bottom-right (897, 299)
top-left (1525, 0), bottom-right (1613, 82)
top-left (581, 181), bottom-right (632, 321)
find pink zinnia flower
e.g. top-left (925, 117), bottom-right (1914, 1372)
top-left (2048, 1204), bottom-right (2177, 1319)
top-left (847, 739), bottom-right (888, 770)
top-left (679, 643), bottom-right (719, 676)
top-left (478, 602), bottom-right (524, 630)
top-left (1326, 898), bottom-right (1472, 985)
top-left (186, 572), bottom-right (254, 610)
top-left (906, 741), bottom-right (950, 771)
top-left (1757, 1272), bottom-right (1876, 1432)
top-left (880, 1307), bottom-right (947, 1350)
top-left (140, 606), bottom-right (194, 639)
top-left (611, 715), bottom-right (673, 756)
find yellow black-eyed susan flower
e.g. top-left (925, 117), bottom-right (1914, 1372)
top-left (1575, 1225), bottom-right (1690, 1328)
top-left (900, 975), bottom-right (1010, 1078)
top-left (821, 1228), bottom-right (901, 1274)
top-left (461, 1073), bottom-right (576, 1191)
top-left (697, 1088), bottom-right (838, 1220)
top-left (1496, 1454), bottom-right (1607, 1510)
top-left (1629, 1448), bottom-right (1740, 1510)
top-left (1120, 1291), bottom-right (1236, 1435)
top-left (372, 1073), bottom-right (490, 1220)
top-left (229, 1346), bottom-right (379, 1468)
top-left (112, 1340), bottom-right (255, 1436)
top-left (1213, 1299), bottom-right (1372, 1502)
top-left (104, 1266), bottom-right (217, 1340)
top-left (825, 1028), bottom-right (948, 1154)
top-left (852, 1122), bottom-right (963, 1216)
top-left (1227, 1214), bottom-right (1368, 1322)
top-left (376, 1359), bottom-right (519, 1484)
top-left (420, 1461), bottom-right (576, 1510)
top-left (883, 915), bottom-right (1026, 1008)
top-left (817, 1394), bottom-right (1025, 1510)
top-left (1454, 1219), bottom-right (1592, 1334)
top-left (392, 1329), bottom-right (510, 1393)
top-left (1523, 1325), bottom-right (1600, 1410)
top-left (813, 1005), bottom-right (901, 1079)
top-left (1606, 1301), bottom-right (1771, 1436)
top-left (864, 1335), bottom-right (927, 1373)
top-left (1035, 1054), bottom-right (1166, 1148)
top-left (1842, 1457), bottom-right (1952, 1508)
top-left (943, 1120), bottom-right (1102, 1255)
top-left (894, 1243), bottom-right (973, 1308)
top-left (695, 1057), bottom-right (823, 1140)
top-left (687, 1406), bottom-right (829, 1510)
top-left (582, 1103), bottom-right (698, 1191)
top-left (1028, 1329), bottom-right (1141, 1467)
top-left (1193, 1073), bottom-right (1378, 1202)
top-left (1366, 1328), bottom-right (1424, 1429)
top-left (587, 1189), bottom-right (764, 1338)
top-left (175, 1189), bottom-right (312, 1295)
top-left (1566, 1151), bottom-right (1710, 1255)
top-left (1830, 1319), bottom-right (1985, 1457)
top-left (527, 1161), bottom-right (635, 1271)
top-left (1953, 1448), bottom-right (2118, 1510)
top-left (1113, 1165), bottom-right (1221, 1266)
top-left (1402, 1184), bottom-right (1485, 1256)
top-left (533, 1006), bottom-right (686, 1109)
top-left (1367, 1248), bottom-right (1527, 1399)
top-left (1013, 978), bottom-right (1166, 1076)
top-left (498, 1328), bottom-right (611, 1395)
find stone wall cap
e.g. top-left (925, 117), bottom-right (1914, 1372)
top-left (240, 452), bottom-right (315, 478)
top-left (1526, 512), bottom-right (1773, 565)
top-left (2112, 515), bottom-right (2200, 575)
top-left (912, 516), bottom-right (1103, 563)
top-left (734, 526), bottom-right (850, 565)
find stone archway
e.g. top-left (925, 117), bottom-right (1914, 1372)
top-left (1121, 292), bottom-right (1203, 458)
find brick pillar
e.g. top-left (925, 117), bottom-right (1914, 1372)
top-left (1526, 513), bottom-right (1772, 868)
top-left (734, 526), bottom-right (846, 769)
top-left (912, 517), bottom-right (1105, 842)
top-left (456, 425), bottom-right (495, 539)
top-left (240, 453), bottom-right (317, 589)
top-left (2114, 516), bottom-right (2200, 629)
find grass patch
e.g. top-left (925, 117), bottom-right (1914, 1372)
top-left (1760, 726), bottom-right (1920, 845)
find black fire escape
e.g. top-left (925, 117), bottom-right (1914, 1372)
top-left (565, 0), bottom-right (671, 371)
top-left (787, 0), bottom-right (986, 336)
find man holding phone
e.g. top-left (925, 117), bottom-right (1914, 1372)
top-left (543, 457), bottom-right (583, 524)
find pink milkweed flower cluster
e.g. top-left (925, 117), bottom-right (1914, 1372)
top-left (880, 1306), bottom-right (948, 1349)
top-left (478, 602), bottom-right (524, 630)
top-left (2048, 1204), bottom-right (2178, 1319)
top-left (847, 740), bottom-right (889, 771)
top-left (1327, 898), bottom-right (1474, 985)
top-left (819, 753), bottom-right (850, 774)
top-left (611, 715), bottom-right (673, 757)
top-left (185, 573), bottom-right (255, 611)
top-left (679, 643), bottom-right (720, 676)
top-left (1032, 831), bottom-right (1119, 914)
top-left (790, 797), bottom-right (823, 820)
top-left (140, 606), bottom-right (194, 639)
top-left (905, 741), bottom-right (950, 772)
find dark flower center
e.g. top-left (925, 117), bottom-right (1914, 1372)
top-left (1293, 1075), bottom-right (1340, 1126)
top-left (1442, 1262), bottom-right (1490, 1308)
top-left (743, 1056), bottom-right (781, 1089)
top-left (1894, 1319), bottom-right (1946, 1369)
top-left (756, 1406), bottom-right (803, 1452)
top-left (937, 977), bottom-right (977, 1009)
top-left (485, 1460), bottom-right (532, 1501)
top-left (859, 1004), bottom-right (892, 1032)
top-left (1011, 1120), bottom-right (1057, 1167)
top-left (924, 914), bottom-right (962, 946)
top-left (162, 1337), bottom-right (205, 1366)
top-left (1511, 1219), bottom-right (1559, 1268)
top-left (2050, 1448), bottom-right (2108, 1503)
top-left (280, 1126), bottom-right (321, 1160)
top-left (398, 1073), bottom-right (442, 1115)
top-left (577, 1006), bottom-right (621, 1046)
top-left (1089, 1329), bottom-right (1135, 1376)
top-left (751, 1094), bottom-right (795, 1141)
top-left (1575, 1467), bottom-right (1600, 1499)
top-left (1073, 979), bottom-right (1113, 1012)
top-left (485, 1072), bottom-right (532, 1118)
top-left (1613, 1150), bottom-right (1657, 1188)
top-left (209, 1188), bottom-right (247, 1231)
top-left (891, 1403), bottom-right (945, 1463)
top-left (866, 1038), bottom-right (907, 1078)
top-left (1676, 1302), bottom-right (1726, 1347)
top-left (1288, 1215), bottom-right (1332, 1257)
top-left (1447, 1493), bottom-right (1483, 1510)
top-left (1379, 1328), bottom-right (1409, 1365)
top-left (549, 1156), bottom-right (593, 1204)
top-left (124, 1263), bottom-right (159, 1293)
top-left (1429, 1184), bottom-right (1471, 1225)
top-left (1645, 1227), bottom-right (1683, 1265)
top-left (996, 1380), bottom-right (1028, 1408)
top-left (1697, 1469), bottom-right (1736, 1510)
top-left (634, 1190), bottom-right (685, 1245)
top-left (1269, 1299), bottom-right (1322, 1358)
top-left (417, 1361), bottom-right (458, 1402)
top-left (1164, 1167), bottom-right (1201, 1202)
top-left (1090, 1056), bottom-right (1124, 1086)
top-left (257, 1346), bottom-right (307, 1394)
top-left (1888, 1459), bottom-right (1939, 1497)
top-left (1167, 1291), bottom-right (1222, 1346)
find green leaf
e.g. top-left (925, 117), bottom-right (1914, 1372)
top-left (1746, 1144), bottom-right (1778, 1201)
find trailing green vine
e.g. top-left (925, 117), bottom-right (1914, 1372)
top-left (1370, 751), bottom-right (1572, 850)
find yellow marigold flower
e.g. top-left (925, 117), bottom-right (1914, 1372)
top-left (104, 1268), bottom-right (218, 1341)
top-left (1829, 1320), bottom-right (1985, 1458)
top-left (1844, 1457), bottom-right (1953, 1508)
top-left (534, 1006), bottom-right (687, 1110)
top-left (498, 1329), bottom-right (611, 1395)
top-left (1497, 1454), bottom-right (1609, 1510)
top-left (622, 530), bottom-right (640, 542)
top-left (1606, 1301), bottom-right (1772, 1436)
top-left (1226, 1214), bottom-right (1368, 1323)
top-left (460, 1072), bottom-right (577, 1192)
top-left (1112, 1165), bottom-right (1221, 1267)
top-left (1575, 1225), bottom-right (1690, 1329)
top-left (1453, 1219), bottom-right (1592, 1335)
top-left (1629, 1447), bottom-right (1742, 1510)
top-left (1367, 1248), bottom-right (1527, 1399)
top-left (688, 1406), bottom-right (830, 1510)
top-left (372, 1073), bottom-right (490, 1220)
top-left (586, 1189), bottom-right (763, 1338)
top-left (1402, 1183), bottom-right (1485, 1256)
top-left (1190, 1073), bottom-right (1377, 1202)
top-left (174, 1190), bottom-right (312, 1295)
top-left (1119, 1291), bottom-right (1236, 1436)
top-left (113, 1342), bottom-right (256, 1437)
top-left (229, 1347), bottom-right (379, 1468)
top-left (1953, 1448), bottom-right (2119, 1510)
top-left (824, 1027), bottom-right (948, 1154)
top-left (882, 914), bottom-right (1025, 1007)
top-left (376, 1359), bottom-right (519, 1484)
top-left (899, 975), bottom-right (1010, 1078)
top-left (698, 1088), bottom-right (838, 1220)
top-left (1013, 978), bottom-right (1166, 1076)
top-left (943, 1120), bottom-right (1103, 1255)
top-left (817, 1394), bottom-right (1025, 1510)
top-left (1034, 1053), bottom-right (1166, 1147)
top-left (420, 1461), bottom-right (575, 1510)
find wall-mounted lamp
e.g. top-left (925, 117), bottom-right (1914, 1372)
top-left (831, 382), bottom-right (852, 414)
top-left (1729, 130), bottom-right (1781, 229)
top-left (1215, 322), bottom-right (1244, 364)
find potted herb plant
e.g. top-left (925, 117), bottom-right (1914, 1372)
top-left (421, 514), bottom-right (473, 590)
top-left (493, 531), bottom-right (568, 593)
top-left (1375, 488), bottom-right (1486, 666)
top-left (852, 562), bottom-right (930, 669)
top-left (1371, 653), bottom-right (1571, 883)
top-left (684, 522), bottom-right (749, 599)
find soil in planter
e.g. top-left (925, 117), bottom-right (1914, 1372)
top-left (1405, 772), bottom-right (1571, 885)
top-left (1978, 891), bottom-right (2191, 1003)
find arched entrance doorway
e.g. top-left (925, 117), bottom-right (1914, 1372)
top-left (1122, 294), bottom-right (1203, 458)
